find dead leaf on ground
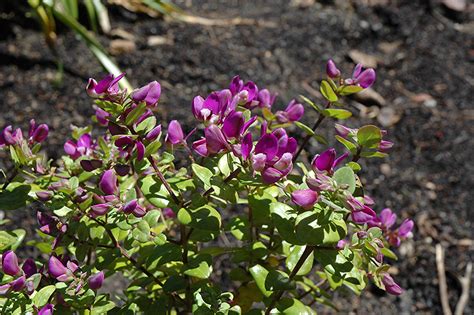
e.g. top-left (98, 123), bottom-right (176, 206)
top-left (350, 88), bottom-right (386, 107)
top-left (109, 39), bottom-right (136, 55)
top-left (147, 36), bottom-right (173, 47)
top-left (377, 107), bottom-right (401, 127)
top-left (348, 50), bottom-right (378, 68)
top-left (441, 0), bottom-right (467, 12)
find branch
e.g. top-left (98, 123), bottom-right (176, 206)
top-left (454, 262), bottom-right (472, 315)
top-left (436, 244), bottom-right (452, 315)
top-left (292, 102), bottom-right (331, 163)
top-left (147, 156), bottom-right (181, 205)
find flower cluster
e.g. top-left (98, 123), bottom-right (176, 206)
top-left (0, 60), bottom-right (414, 314)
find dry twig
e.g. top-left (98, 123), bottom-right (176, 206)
top-left (436, 244), bottom-right (452, 315)
top-left (454, 262), bottom-right (472, 315)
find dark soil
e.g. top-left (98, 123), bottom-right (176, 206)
top-left (1, 0), bottom-right (473, 313)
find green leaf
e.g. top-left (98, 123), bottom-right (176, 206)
top-left (179, 205), bottom-right (221, 241)
top-left (192, 163), bottom-right (213, 189)
top-left (0, 184), bottom-right (32, 210)
top-left (380, 247), bottom-right (398, 260)
top-left (357, 125), bottom-right (382, 148)
top-left (322, 109), bottom-right (352, 119)
top-left (295, 211), bottom-right (347, 245)
top-left (183, 254), bottom-right (212, 279)
top-left (226, 216), bottom-right (250, 241)
top-left (163, 275), bottom-right (187, 293)
top-left (347, 161), bottom-right (361, 172)
top-left (0, 230), bottom-right (26, 251)
top-left (286, 245), bottom-right (314, 276)
top-left (139, 176), bottom-right (169, 208)
top-left (249, 264), bottom-right (271, 297)
top-left (294, 121), bottom-right (314, 136)
top-left (135, 116), bottom-right (156, 134)
top-left (32, 285), bottom-right (56, 307)
top-left (273, 298), bottom-right (316, 315)
top-left (335, 135), bottom-right (357, 153)
top-left (145, 243), bottom-right (182, 270)
top-left (125, 102), bottom-right (147, 126)
top-left (333, 166), bottom-right (356, 194)
top-left (264, 270), bottom-right (294, 291)
top-left (339, 85), bottom-right (363, 96)
top-left (320, 80), bottom-right (338, 102)
top-left (91, 299), bottom-right (116, 315)
top-left (248, 192), bottom-right (275, 226)
top-left (300, 95), bottom-right (322, 113)
top-left (312, 134), bottom-right (328, 145)
top-left (270, 202), bottom-right (300, 244)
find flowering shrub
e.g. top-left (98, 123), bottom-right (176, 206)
top-left (0, 60), bottom-right (413, 314)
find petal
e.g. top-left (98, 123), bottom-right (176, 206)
top-left (192, 138), bottom-right (208, 157)
top-left (166, 120), bottom-right (184, 145)
top-left (192, 96), bottom-right (205, 120)
top-left (398, 219), bottom-right (414, 237)
top-left (204, 125), bottom-right (228, 154)
top-left (291, 189), bottom-right (319, 210)
top-left (222, 111), bottom-right (244, 139)
top-left (88, 271), bottom-right (105, 290)
top-left (241, 133), bottom-right (253, 160)
top-left (357, 68), bottom-right (376, 89)
top-left (48, 256), bottom-right (68, 278)
top-left (38, 304), bottom-right (54, 315)
top-left (2, 250), bottom-right (20, 276)
top-left (326, 59), bottom-right (341, 78)
top-left (229, 75), bottom-right (243, 95)
top-left (136, 141), bottom-right (145, 161)
top-left (379, 208), bottom-right (397, 228)
top-left (203, 93), bottom-right (220, 114)
top-left (312, 148), bottom-right (336, 173)
top-left (22, 259), bottom-right (37, 278)
top-left (94, 74), bottom-right (114, 94)
top-left (99, 170), bottom-right (118, 195)
top-left (261, 167), bottom-right (283, 184)
top-left (255, 134), bottom-right (278, 161)
top-left (77, 134), bottom-right (92, 149)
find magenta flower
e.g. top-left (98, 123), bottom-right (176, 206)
top-left (378, 140), bottom-right (394, 153)
top-left (370, 208), bottom-right (414, 246)
top-left (162, 208), bottom-right (176, 218)
top-left (64, 134), bottom-right (93, 160)
top-left (311, 148), bottom-right (348, 174)
top-left (93, 106), bottom-right (110, 126)
top-left (326, 59), bottom-right (341, 78)
top-left (345, 196), bottom-right (377, 224)
top-left (122, 200), bottom-right (146, 217)
top-left (0, 126), bottom-right (23, 146)
top-left (99, 170), bottom-right (118, 196)
top-left (91, 204), bottom-right (111, 217)
top-left (88, 271), bottom-right (105, 290)
top-left (229, 75), bottom-right (244, 95)
top-left (48, 256), bottom-right (78, 282)
top-left (38, 304), bottom-right (54, 315)
top-left (28, 120), bottom-right (49, 143)
top-left (257, 89), bottom-right (276, 108)
top-left (382, 273), bottom-right (403, 295)
top-left (204, 125), bottom-right (230, 155)
top-left (165, 120), bottom-right (185, 145)
top-left (291, 189), bottom-right (319, 210)
top-left (10, 275), bottom-right (26, 291)
top-left (345, 64), bottom-right (376, 89)
top-left (275, 100), bottom-right (304, 123)
top-left (131, 81), bottom-right (161, 107)
top-left (306, 172), bottom-right (334, 192)
top-left (86, 73), bottom-right (125, 99)
top-left (145, 125), bottom-right (162, 141)
top-left (335, 124), bottom-right (356, 139)
top-left (2, 250), bottom-right (20, 276)
top-left (22, 259), bottom-right (37, 278)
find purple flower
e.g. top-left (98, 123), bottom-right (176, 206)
top-left (335, 124), bottom-right (356, 139)
top-left (1, 126), bottom-right (23, 146)
top-left (22, 259), bottom-right (37, 278)
top-left (276, 100), bottom-right (304, 123)
top-left (145, 125), bottom-right (162, 141)
top-left (162, 208), bottom-right (175, 218)
top-left (336, 239), bottom-right (349, 250)
top-left (80, 159), bottom-right (103, 172)
top-left (346, 196), bottom-right (377, 224)
top-left (28, 120), bottom-right (49, 143)
top-left (345, 64), bottom-right (376, 89)
top-left (2, 250), bottom-right (20, 276)
top-left (204, 125), bottom-right (230, 155)
top-left (257, 89), bottom-right (277, 108)
top-left (241, 133), bottom-right (253, 160)
top-left (222, 111), bottom-right (245, 139)
top-left (311, 148), bottom-right (348, 174)
top-left (91, 204), bottom-right (110, 217)
top-left (192, 138), bottom-right (208, 157)
top-left (229, 75), bottom-right (244, 95)
top-left (131, 81), bottom-right (161, 107)
top-left (86, 73), bottom-right (125, 99)
top-left (10, 275), bottom-right (26, 291)
top-left (38, 304), bottom-right (54, 315)
top-left (369, 208), bottom-right (414, 247)
top-left (94, 106), bottom-right (110, 126)
top-left (165, 120), bottom-right (185, 145)
top-left (64, 134), bottom-right (93, 160)
top-left (99, 170), bottom-right (118, 196)
top-left (88, 271), bottom-right (104, 290)
top-left (382, 273), bottom-right (403, 295)
top-left (48, 256), bottom-right (68, 279)
top-left (326, 59), bottom-right (341, 78)
top-left (192, 93), bottom-right (219, 121)
top-left (378, 140), bottom-right (394, 153)
top-left (291, 189), bottom-right (319, 210)
top-left (306, 173), bottom-right (334, 192)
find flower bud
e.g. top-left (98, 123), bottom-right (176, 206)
top-left (22, 258), bottom-right (37, 278)
top-left (131, 81), bottom-right (161, 107)
top-left (80, 159), bottom-right (102, 172)
top-left (136, 141), bottom-right (145, 161)
top-left (166, 120), bottom-right (184, 145)
top-left (2, 250), bottom-right (21, 276)
top-left (10, 275), bottom-right (26, 291)
top-left (36, 191), bottom-right (53, 201)
top-left (204, 125), bottom-right (229, 154)
top-left (48, 256), bottom-right (68, 278)
top-left (99, 170), bottom-right (118, 196)
top-left (38, 304), bottom-right (54, 315)
top-left (114, 164), bottom-right (130, 176)
top-left (145, 125), bottom-right (162, 141)
top-left (91, 204), bottom-right (110, 216)
top-left (88, 271), bottom-right (104, 290)
top-left (31, 124), bottom-right (49, 143)
top-left (382, 273), bottom-right (403, 295)
top-left (326, 59), bottom-right (341, 78)
top-left (162, 208), bottom-right (175, 218)
top-left (291, 189), bottom-right (319, 210)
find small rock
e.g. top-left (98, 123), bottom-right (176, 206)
top-left (425, 182), bottom-right (436, 190)
top-left (377, 107), bottom-right (401, 127)
top-left (109, 39), bottom-right (136, 55)
top-left (441, 0), bottom-right (466, 12)
top-left (147, 36), bottom-right (173, 47)
top-left (351, 88), bottom-right (386, 107)
top-left (411, 93), bottom-right (437, 108)
top-left (348, 50), bottom-right (378, 68)
top-left (380, 163), bottom-right (391, 176)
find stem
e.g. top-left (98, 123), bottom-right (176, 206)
top-left (181, 225), bottom-right (193, 312)
top-left (92, 216), bottom-right (183, 304)
top-left (147, 156), bottom-right (181, 206)
top-left (352, 145), bottom-right (362, 162)
top-left (183, 168), bottom-right (241, 207)
top-left (265, 245), bottom-right (315, 314)
top-left (293, 102), bottom-right (331, 163)
top-left (2, 168), bottom-right (19, 190)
